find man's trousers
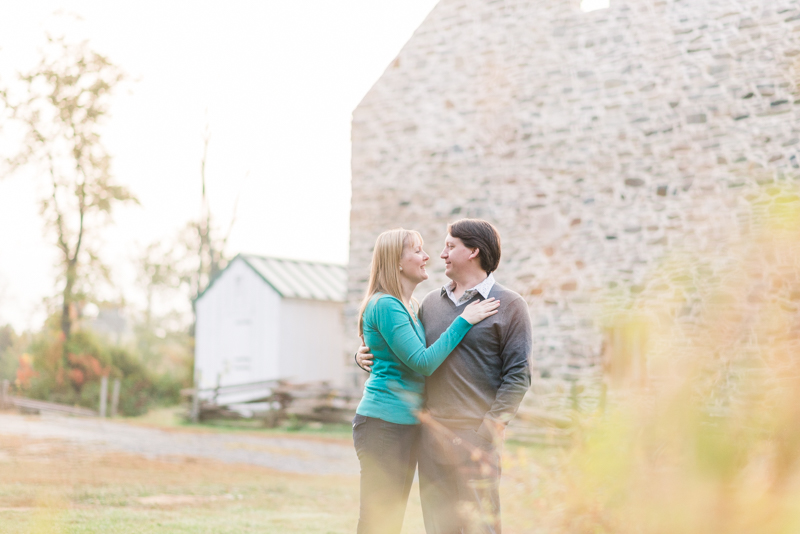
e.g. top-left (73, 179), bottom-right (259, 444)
top-left (418, 423), bottom-right (502, 534)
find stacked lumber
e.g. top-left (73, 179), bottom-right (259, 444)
top-left (275, 381), bottom-right (360, 424)
top-left (186, 380), bottom-right (361, 426)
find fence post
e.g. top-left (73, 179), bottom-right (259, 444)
top-left (99, 375), bottom-right (108, 418)
top-left (213, 373), bottom-right (221, 405)
top-left (191, 371), bottom-right (202, 423)
top-left (111, 379), bottom-right (121, 418)
top-left (1, 379), bottom-right (9, 409)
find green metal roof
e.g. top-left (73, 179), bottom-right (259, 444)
top-left (196, 254), bottom-right (347, 303)
top-left (238, 254), bottom-right (347, 302)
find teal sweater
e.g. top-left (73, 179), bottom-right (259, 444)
top-left (356, 293), bottom-right (472, 425)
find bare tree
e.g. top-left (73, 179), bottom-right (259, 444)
top-left (131, 124), bottom-right (241, 345)
top-left (5, 35), bottom-right (137, 338)
top-left (178, 127), bottom-right (238, 307)
top-left (136, 242), bottom-right (181, 330)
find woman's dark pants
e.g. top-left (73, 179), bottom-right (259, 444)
top-left (352, 414), bottom-right (419, 534)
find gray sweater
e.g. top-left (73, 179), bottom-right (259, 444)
top-left (419, 282), bottom-right (532, 433)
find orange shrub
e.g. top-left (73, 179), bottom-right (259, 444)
top-left (15, 353), bottom-right (37, 389)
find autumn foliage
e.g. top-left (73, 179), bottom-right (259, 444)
top-left (15, 319), bottom-right (182, 415)
top-left (15, 353), bottom-right (37, 389)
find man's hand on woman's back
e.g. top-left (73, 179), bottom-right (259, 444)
top-left (356, 340), bottom-right (374, 372)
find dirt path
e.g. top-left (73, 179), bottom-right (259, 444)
top-left (0, 412), bottom-right (358, 476)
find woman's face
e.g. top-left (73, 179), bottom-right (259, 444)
top-left (399, 237), bottom-right (430, 284)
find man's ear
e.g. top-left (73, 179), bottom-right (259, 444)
top-left (469, 248), bottom-right (480, 261)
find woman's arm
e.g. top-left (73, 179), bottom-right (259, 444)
top-left (373, 297), bottom-right (469, 376)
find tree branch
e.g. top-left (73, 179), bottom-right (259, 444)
top-left (47, 153), bottom-right (71, 257)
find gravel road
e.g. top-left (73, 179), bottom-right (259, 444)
top-left (0, 413), bottom-right (358, 476)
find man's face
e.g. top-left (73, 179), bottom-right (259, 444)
top-left (440, 234), bottom-right (474, 279)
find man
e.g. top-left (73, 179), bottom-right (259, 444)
top-left (357, 218), bottom-right (532, 534)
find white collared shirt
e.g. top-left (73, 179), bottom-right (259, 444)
top-left (441, 272), bottom-right (496, 306)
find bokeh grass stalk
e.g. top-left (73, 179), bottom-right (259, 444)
top-left (504, 183), bottom-right (800, 534)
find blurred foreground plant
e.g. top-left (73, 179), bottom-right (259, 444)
top-left (505, 183), bottom-right (800, 534)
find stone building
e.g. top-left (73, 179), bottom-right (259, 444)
top-left (348, 0), bottom-right (800, 390)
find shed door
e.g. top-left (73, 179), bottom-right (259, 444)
top-left (230, 275), bottom-right (252, 374)
top-left (231, 320), bottom-right (251, 373)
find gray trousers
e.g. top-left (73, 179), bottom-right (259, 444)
top-left (418, 424), bottom-right (502, 534)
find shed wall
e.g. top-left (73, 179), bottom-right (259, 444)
top-left (195, 257), bottom-right (281, 391)
top-left (278, 299), bottom-right (346, 387)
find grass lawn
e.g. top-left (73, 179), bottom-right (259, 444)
top-left (0, 429), bottom-right (372, 534)
top-left (0, 426), bottom-right (424, 533)
top-left (0, 411), bottom-right (551, 533)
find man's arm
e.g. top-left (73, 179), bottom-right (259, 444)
top-left (477, 296), bottom-right (532, 441)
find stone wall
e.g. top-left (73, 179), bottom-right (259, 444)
top-left (348, 0), bottom-right (800, 387)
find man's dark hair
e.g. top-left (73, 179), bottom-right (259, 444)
top-left (447, 219), bottom-right (502, 273)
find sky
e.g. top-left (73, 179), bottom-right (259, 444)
top-left (0, 0), bottom-right (440, 330)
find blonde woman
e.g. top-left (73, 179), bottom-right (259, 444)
top-left (353, 228), bottom-right (500, 534)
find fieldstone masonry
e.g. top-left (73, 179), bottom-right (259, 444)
top-left (348, 0), bottom-right (800, 403)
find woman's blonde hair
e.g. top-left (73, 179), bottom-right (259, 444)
top-left (357, 228), bottom-right (423, 335)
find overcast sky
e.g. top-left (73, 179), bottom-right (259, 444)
top-left (0, 1), bottom-right (439, 330)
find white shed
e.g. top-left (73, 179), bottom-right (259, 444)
top-left (194, 254), bottom-right (347, 400)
